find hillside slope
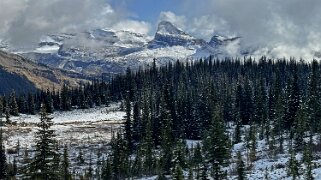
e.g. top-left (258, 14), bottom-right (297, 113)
top-left (0, 50), bottom-right (89, 94)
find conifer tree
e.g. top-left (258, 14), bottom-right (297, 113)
top-left (62, 144), bottom-right (71, 180)
top-left (142, 111), bottom-right (154, 175)
top-left (159, 88), bottom-right (174, 174)
top-left (60, 84), bottom-right (71, 111)
top-left (199, 163), bottom-right (209, 180)
top-left (28, 93), bottom-right (36, 115)
top-left (172, 163), bottom-right (184, 180)
top-left (132, 101), bottom-right (141, 143)
top-left (285, 64), bottom-right (300, 130)
top-left (188, 166), bottom-right (194, 180)
top-left (9, 91), bottom-right (19, 116)
top-left (288, 150), bottom-right (299, 179)
top-left (0, 98), bottom-right (3, 127)
top-left (234, 119), bottom-right (242, 144)
top-left (203, 105), bottom-right (230, 179)
top-left (0, 128), bottom-right (7, 179)
top-left (307, 60), bottom-right (321, 133)
top-left (101, 158), bottom-right (112, 180)
top-left (124, 92), bottom-right (133, 154)
top-left (45, 89), bottom-right (54, 113)
top-left (293, 102), bottom-right (307, 152)
top-left (26, 104), bottom-right (59, 179)
top-left (304, 135), bottom-right (314, 180)
top-left (236, 151), bottom-right (245, 180)
top-left (5, 104), bottom-right (10, 124)
top-left (77, 149), bottom-right (84, 164)
top-left (192, 143), bottom-right (203, 168)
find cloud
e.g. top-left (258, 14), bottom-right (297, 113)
top-left (0, 0), bottom-right (150, 48)
top-left (158, 11), bottom-right (186, 30)
top-left (112, 20), bottom-right (151, 35)
top-left (181, 0), bottom-right (321, 59)
top-left (157, 11), bottom-right (230, 41)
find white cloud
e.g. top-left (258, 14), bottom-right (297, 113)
top-left (112, 20), bottom-right (151, 35)
top-left (158, 11), bottom-right (186, 30)
top-left (157, 11), bottom-right (230, 41)
top-left (181, 0), bottom-right (321, 59)
top-left (0, 0), bottom-right (150, 48)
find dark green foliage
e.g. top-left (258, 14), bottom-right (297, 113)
top-left (9, 91), bottom-right (19, 116)
top-left (62, 144), bottom-right (71, 180)
top-left (172, 163), bottom-right (184, 180)
top-left (124, 93), bottom-right (133, 154)
top-left (0, 128), bottom-right (7, 179)
top-left (234, 120), bottom-right (242, 144)
top-left (288, 151), bottom-right (299, 179)
top-left (5, 56), bottom-right (321, 178)
top-left (101, 158), bottom-right (112, 180)
top-left (284, 64), bottom-right (301, 130)
top-left (77, 149), bottom-right (85, 164)
top-left (203, 106), bottom-right (230, 167)
top-left (236, 151), bottom-right (245, 180)
top-left (26, 104), bottom-right (60, 179)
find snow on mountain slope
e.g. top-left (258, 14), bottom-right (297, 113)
top-left (148, 21), bottom-right (206, 49)
top-left (15, 21), bottom-right (241, 76)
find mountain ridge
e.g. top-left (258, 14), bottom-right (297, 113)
top-left (4, 21), bottom-right (240, 77)
top-left (0, 50), bottom-right (90, 94)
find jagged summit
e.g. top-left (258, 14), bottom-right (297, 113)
top-left (6, 21), bottom-right (244, 77)
top-left (149, 21), bottom-right (205, 48)
top-left (156, 21), bottom-right (187, 36)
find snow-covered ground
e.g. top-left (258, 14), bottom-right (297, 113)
top-left (2, 103), bottom-right (125, 177)
top-left (11, 103), bottom-right (125, 124)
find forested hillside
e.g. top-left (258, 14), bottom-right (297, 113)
top-left (0, 67), bottom-right (36, 95)
top-left (0, 50), bottom-right (90, 95)
top-left (2, 57), bottom-right (321, 179)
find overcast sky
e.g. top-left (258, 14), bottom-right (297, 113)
top-left (0, 0), bottom-right (320, 59)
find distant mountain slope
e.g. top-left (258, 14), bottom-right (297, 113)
top-left (0, 66), bottom-right (36, 95)
top-left (0, 50), bottom-right (89, 94)
top-left (5, 21), bottom-right (240, 77)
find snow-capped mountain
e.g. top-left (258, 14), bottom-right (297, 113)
top-left (16, 21), bottom-right (240, 77)
top-left (148, 21), bottom-right (207, 48)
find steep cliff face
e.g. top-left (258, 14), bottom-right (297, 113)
top-left (148, 21), bottom-right (207, 48)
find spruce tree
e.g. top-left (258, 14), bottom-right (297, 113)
top-left (234, 119), bottom-right (242, 144)
top-left (101, 158), bottom-right (112, 180)
top-left (62, 144), bottom-right (71, 180)
top-left (307, 60), bottom-right (321, 133)
top-left (192, 143), bottom-right (203, 168)
top-left (285, 64), bottom-right (300, 130)
top-left (236, 151), bottom-right (245, 180)
top-left (0, 97), bottom-right (3, 126)
top-left (203, 105), bottom-right (230, 179)
top-left (28, 93), bottom-right (36, 115)
top-left (287, 150), bottom-right (299, 179)
top-left (293, 102), bottom-right (307, 152)
top-left (27, 104), bottom-right (59, 179)
top-left (124, 93), bottom-right (133, 154)
top-left (142, 112), bottom-right (154, 175)
top-left (9, 91), bottom-right (19, 116)
top-left (304, 135), bottom-right (314, 180)
top-left (172, 163), bottom-right (184, 180)
top-left (132, 101), bottom-right (141, 143)
top-left (0, 128), bottom-right (7, 179)
top-left (5, 104), bottom-right (10, 124)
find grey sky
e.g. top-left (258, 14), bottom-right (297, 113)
top-left (0, 0), bottom-right (320, 58)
